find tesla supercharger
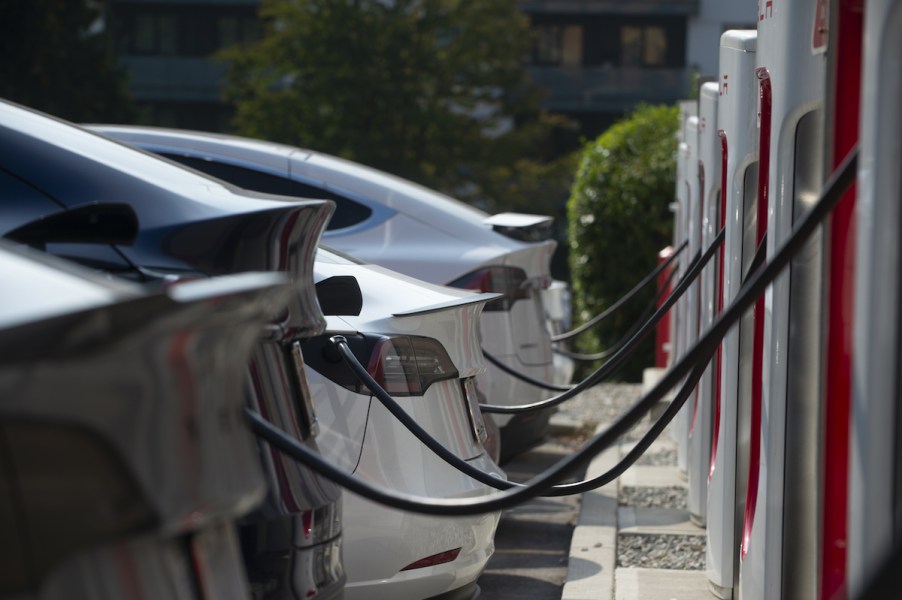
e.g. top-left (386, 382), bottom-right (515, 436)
top-left (688, 82), bottom-right (720, 526)
top-left (672, 99), bottom-right (698, 372)
top-left (671, 138), bottom-right (688, 462)
top-left (670, 124), bottom-right (691, 464)
top-left (671, 101), bottom-right (696, 461)
top-left (706, 30), bottom-right (757, 600)
top-left (739, 0), bottom-right (830, 598)
top-left (675, 115), bottom-right (701, 475)
top-left (849, 0), bottom-right (901, 594)
top-left (818, 0), bottom-right (863, 598)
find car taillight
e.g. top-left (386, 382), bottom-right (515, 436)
top-left (448, 266), bottom-right (530, 311)
top-left (400, 547), bottom-right (462, 571)
top-left (367, 336), bottom-right (459, 397)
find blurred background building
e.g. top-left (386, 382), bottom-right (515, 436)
top-left (106, 0), bottom-right (755, 136)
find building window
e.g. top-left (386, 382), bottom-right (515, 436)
top-left (115, 5), bottom-right (260, 57)
top-left (620, 25), bottom-right (667, 67)
top-left (217, 15), bottom-right (259, 48)
top-left (132, 14), bottom-right (177, 56)
top-left (533, 24), bottom-right (583, 66)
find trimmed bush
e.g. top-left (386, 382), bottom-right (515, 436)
top-left (566, 104), bottom-right (679, 381)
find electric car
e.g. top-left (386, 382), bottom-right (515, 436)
top-left (88, 125), bottom-right (565, 459)
top-left (0, 240), bottom-right (292, 599)
top-left (0, 99), bottom-right (345, 599)
top-left (306, 246), bottom-right (504, 600)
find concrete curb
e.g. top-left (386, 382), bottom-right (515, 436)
top-left (561, 368), bottom-right (716, 600)
top-left (561, 425), bottom-right (619, 600)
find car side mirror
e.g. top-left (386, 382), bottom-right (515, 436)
top-left (4, 203), bottom-right (139, 248)
top-left (316, 275), bottom-right (363, 316)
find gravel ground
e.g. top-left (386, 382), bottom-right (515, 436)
top-left (634, 446), bottom-right (678, 466)
top-left (553, 382), bottom-right (645, 432)
top-left (617, 534), bottom-right (707, 570)
top-left (618, 485), bottom-right (688, 509)
top-left (557, 380), bottom-right (708, 574)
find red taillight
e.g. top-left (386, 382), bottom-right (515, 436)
top-left (400, 548), bottom-right (462, 571)
top-left (449, 266), bottom-right (530, 311)
top-left (366, 336), bottom-right (459, 396)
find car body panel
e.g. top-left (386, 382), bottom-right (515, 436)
top-left (0, 243), bottom-right (291, 597)
top-left (3, 103), bottom-right (333, 341)
top-left (35, 521), bottom-right (252, 600)
top-left (0, 260), bottom-right (290, 533)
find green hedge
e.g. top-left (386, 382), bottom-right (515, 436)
top-left (566, 104), bottom-right (679, 381)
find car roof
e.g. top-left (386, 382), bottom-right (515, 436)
top-left (89, 125), bottom-right (528, 246)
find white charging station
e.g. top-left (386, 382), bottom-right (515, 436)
top-left (739, 1), bottom-right (828, 597)
top-left (675, 115), bottom-right (700, 476)
top-left (706, 29), bottom-right (757, 600)
top-left (671, 101), bottom-right (697, 470)
top-left (688, 82), bottom-right (720, 527)
top-left (849, 0), bottom-right (902, 594)
top-left (670, 100), bottom-right (698, 473)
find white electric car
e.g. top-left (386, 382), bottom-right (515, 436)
top-left (90, 125), bottom-right (567, 459)
top-left (305, 246), bottom-right (504, 600)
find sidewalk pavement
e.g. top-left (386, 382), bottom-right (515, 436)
top-left (560, 373), bottom-right (717, 600)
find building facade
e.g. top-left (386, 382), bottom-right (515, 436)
top-left (520, 0), bottom-right (756, 136)
top-left (108, 0), bottom-right (755, 135)
top-left (108, 0), bottom-right (259, 130)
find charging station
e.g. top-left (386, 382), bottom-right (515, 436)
top-left (675, 115), bottom-right (701, 475)
top-left (736, 0), bottom-right (829, 597)
top-left (671, 100), bottom-right (696, 466)
top-left (688, 82), bottom-right (720, 526)
top-left (849, 0), bottom-right (902, 594)
top-left (706, 29), bottom-right (757, 600)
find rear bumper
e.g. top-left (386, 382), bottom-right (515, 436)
top-left (341, 453), bottom-right (502, 600)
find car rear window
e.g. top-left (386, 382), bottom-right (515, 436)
top-left (162, 153), bottom-right (372, 230)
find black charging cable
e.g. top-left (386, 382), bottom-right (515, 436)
top-left (482, 262), bottom-right (680, 393)
top-left (480, 227), bottom-right (723, 415)
top-left (247, 146), bottom-right (856, 515)
top-left (330, 332), bottom-right (709, 497)
top-left (554, 264), bottom-right (680, 362)
top-left (552, 239), bottom-right (688, 343)
top-left (481, 349), bottom-right (574, 392)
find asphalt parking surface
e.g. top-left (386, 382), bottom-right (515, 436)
top-left (477, 427), bottom-right (590, 599)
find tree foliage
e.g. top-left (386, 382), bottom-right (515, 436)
top-left (220, 0), bottom-right (571, 209)
top-left (0, 0), bottom-right (136, 122)
top-left (567, 104), bottom-right (679, 380)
